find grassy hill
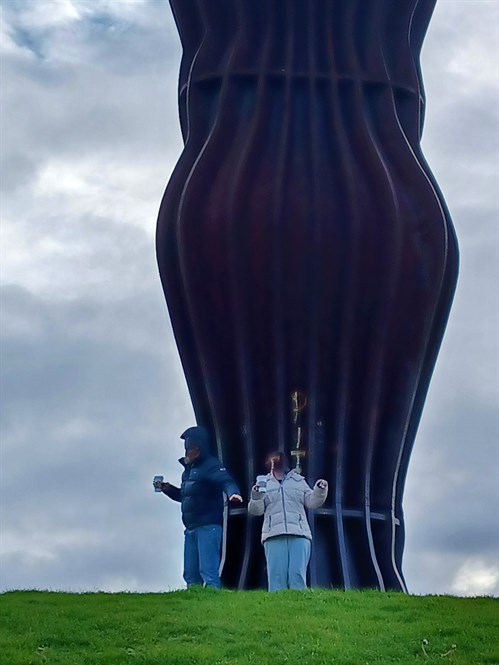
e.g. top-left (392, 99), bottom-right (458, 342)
top-left (1, 588), bottom-right (497, 664)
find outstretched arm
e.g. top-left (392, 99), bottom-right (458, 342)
top-left (161, 482), bottom-right (182, 502)
top-left (209, 462), bottom-right (243, 502)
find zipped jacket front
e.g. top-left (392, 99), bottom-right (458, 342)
top-left (248, 470), bottom-right (327, 542)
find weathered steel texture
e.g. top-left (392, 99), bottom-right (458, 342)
top-left (156, 0), bottom-right (458, 591)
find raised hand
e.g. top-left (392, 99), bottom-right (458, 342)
top-left (229, 493), bottom-right (243, 502)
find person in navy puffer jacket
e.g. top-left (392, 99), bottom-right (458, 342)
top-left (155, 426), bottom-right (242, 588)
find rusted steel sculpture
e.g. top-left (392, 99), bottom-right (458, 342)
top-left (156, 0), bottom-right (458, 591)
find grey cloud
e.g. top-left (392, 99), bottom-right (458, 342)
top-left (2, 520), bottom-right (184, 592)
top-left (403, 547), bottom-right (497, 597)
top-left (1, 1), bottom-right (182, 194)
top-left (403, 394), bottom-right (498, 593)
top-left (1, 211), bottom-right (160, 299)
top-left (420, 1), bottom-right (498, 208)
top-left (2, 62), bottom-right (182, 185)
top-left (424, 94), bottom-right (498, 166)
top-left (1, 283), bottom-right (189, 424)
top-left (1, 281), bottom-right (192, 592)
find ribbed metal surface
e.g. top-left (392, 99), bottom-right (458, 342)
top-left (156, 0), bottom-right (458, 591)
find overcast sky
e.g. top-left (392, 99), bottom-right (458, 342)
top-left (1, 0), bottom-right (498, 596)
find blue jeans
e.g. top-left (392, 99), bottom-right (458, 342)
top-left (263, 535), bottom-right (311, 591)
top-left (183, 524), bottom-right (223, 588)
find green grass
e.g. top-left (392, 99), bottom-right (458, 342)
top-left (1, 589), bottom-right (497, 665)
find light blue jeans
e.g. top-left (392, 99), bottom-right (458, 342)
top-left (263, 535), bottom-right (311, 591)
top-left (183, 524), bottom-right (223, 588)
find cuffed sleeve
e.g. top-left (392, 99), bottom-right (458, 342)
top-left (248, 490), bottom-right (265, 516)
top-left (163, 484), bottom-right (182, 502)
top-left (304, 481), bottom-right (328, 509)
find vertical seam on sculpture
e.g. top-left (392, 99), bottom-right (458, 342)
top-left (159, 3), bottom-right (210, 432)
top-left (271, 0), bottom-right (295, 455)
top-left (337, 0), bottom-right (365, 591)
top-left (176, 0), bottom-right (233, 461)
top-left (305, 0), bottom-right (321, 588)
top-left (225, 0), bottom-right (275, 590)
top-left (387, 0), bottom-right (450, 593)
top-left (338, 0), bottom-right (387, 592)
top-left (355, 2), bottom-right (407, 594)
top-left (183, 2), bottom-right (205, 148)
top-left (323, 0), bottom-right (344, 587)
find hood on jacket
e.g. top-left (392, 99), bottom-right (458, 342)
top-left (180, 426), bottom-right (211, 455)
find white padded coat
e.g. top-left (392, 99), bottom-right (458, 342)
top-left (247, 470), bottom-right (327, 543)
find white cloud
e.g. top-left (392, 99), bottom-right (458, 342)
top-left (451, 557), bottom-right (499, 596)
top-left (96, 575), bottom-right (142, 593)
top-left (2, 528), bottom-right (101, 564)
top-left (0, 14), bottom-right (33, 59)
top-left (31, 157), bottom-right (175, 235)
top-left (8, 0), bottom-right (81, 31)
top-left (51, 417), bottom-right (101, 442)
top-left (442, 2), bottom-right (498, 92)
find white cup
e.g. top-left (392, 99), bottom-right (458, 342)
top-left (255, 474), bottom-right (267, 492)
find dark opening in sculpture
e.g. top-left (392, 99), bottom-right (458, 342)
top-left (156, 0), bottom-right (458, 591)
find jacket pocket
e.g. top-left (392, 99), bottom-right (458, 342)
top-left (263, 515), bottom-right (272, 533)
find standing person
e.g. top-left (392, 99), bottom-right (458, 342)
top-left (154, 426), bottom-right (243, 589)
top-left (248, 451), bottom-right (328, 591)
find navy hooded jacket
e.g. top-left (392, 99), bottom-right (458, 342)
top-left (163, 437), bottom-right (240, 529)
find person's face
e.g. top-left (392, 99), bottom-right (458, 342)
top-left (266, 453), bottom-right (284, 472)
top-left (184, 444), bottom-right (201, 464)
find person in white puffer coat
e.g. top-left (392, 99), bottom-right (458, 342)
top-left (248, 451), bottom-right (328, 591)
